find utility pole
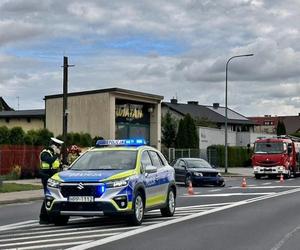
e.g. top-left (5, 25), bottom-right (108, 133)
top-left (16, 96), bottom-right (20, 110)
top-left (62, 56), bottom-right (74, 164)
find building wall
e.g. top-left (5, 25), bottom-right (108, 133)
top-left (46, 91), bottom-right (162, 149)
top-left (0, 118), bottom-right (44, 132)
top-left (199, 126), bottom-right (275, 149)
top-left (236, 132), bottom-right (274, 146)
top-left (46, 92), bottom-right (111, 138)
top-left (199, 126), bottom-right (236, 149)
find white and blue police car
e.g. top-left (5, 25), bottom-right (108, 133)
top-left (46, 139), bottom-right (176, 226)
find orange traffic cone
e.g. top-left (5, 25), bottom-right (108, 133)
top-left (241, 177), bottom-right (247, 188)
top-left (280, 174), bottom-right (284, 183)
top-left (188, 181), bottom-right (194, 195)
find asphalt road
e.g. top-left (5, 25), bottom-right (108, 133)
top-left (1, 176), bottom-right (300, 250)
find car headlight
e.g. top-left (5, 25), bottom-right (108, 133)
top-left (278, 166), bottom-right (284, 171)
top-left (47, 178), bottom-right (61, 188)
top-left (106, 178), bottom-right (129, 188)
top-left (254, 166), bottom-right (259, 171)
top-left (193, 172), bottom-right (203, 177)
top-left (217, 173), bottom-right (222, 177)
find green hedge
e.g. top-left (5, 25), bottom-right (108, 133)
top-left (207, 145), bottom-right (252, 167)
top-left (0, 126), bottom-right (96, 147)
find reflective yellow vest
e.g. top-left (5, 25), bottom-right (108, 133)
top-left (40, 149), bottom-right (60, 170)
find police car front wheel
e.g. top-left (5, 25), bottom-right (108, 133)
top-left (161, 188), bottom-right (175, 217)
top-left (129, 192), bottom-right (144, 226)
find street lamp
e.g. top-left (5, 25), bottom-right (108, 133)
top-left (225, 53), bottom-right (254, 173)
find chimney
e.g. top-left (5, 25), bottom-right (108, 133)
top-left (170, 98), bottom-right (178, 104)
top-left (213, 103), bottom-right (219, 109)
top-left (187, 101), bottom-right (198, 105)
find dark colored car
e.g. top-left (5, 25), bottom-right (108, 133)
top-left (172, 158), bottom-right (225, 187)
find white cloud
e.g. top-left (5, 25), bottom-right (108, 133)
top-left (0, 0), bottom-right (300, 116)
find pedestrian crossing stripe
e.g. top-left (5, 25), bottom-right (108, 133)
top-left (0, 203), bottom-right (233, 250)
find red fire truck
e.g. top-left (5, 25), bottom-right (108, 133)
top-left (252, 136), bottom-right (300, 179)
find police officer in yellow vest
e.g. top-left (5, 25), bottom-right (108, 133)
top-left (39, 137), bottom-right (63, 224)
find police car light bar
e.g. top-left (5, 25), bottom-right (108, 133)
top-left (96, 139), bottom-right (147, 147)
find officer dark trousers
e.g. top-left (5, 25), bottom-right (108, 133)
top-left (39, 170), bottom-right (55, 223)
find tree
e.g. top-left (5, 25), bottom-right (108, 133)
top-left (162, 112), bottom-right (177, 148)
top-left (277, 120), bottom-right (286, 136)
top-left (175, 114), bottom-right (199, 148)
top-left (0, 126), bottom-right (10, 145)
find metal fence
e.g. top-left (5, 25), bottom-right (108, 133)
top-left (162, 147), bottom-right (218, 165)
top-left (0, 145), bottom-right (42, 177)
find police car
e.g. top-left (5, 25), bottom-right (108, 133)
top-left (46, 139), bottom-right (176, 226)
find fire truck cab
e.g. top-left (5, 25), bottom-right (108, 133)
top-left (252, 136), bottom-right (300, 179)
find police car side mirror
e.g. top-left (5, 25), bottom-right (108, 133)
top-left (145, 165), bottom-right (157, 174)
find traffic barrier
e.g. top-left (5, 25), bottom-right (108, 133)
top-left (280, 174), bottom-right (284, 183)
top-left (241, 177), bottom-right (247, 188)
top-left (188, 181), bottom-right (194, 195)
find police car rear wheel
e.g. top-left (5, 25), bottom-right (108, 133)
top-left (52, 215), bottom-right (69, 226)
top-left (129, 192), bottom-right (144, 226)
top-left (161, 189), bottom-right (175, 217)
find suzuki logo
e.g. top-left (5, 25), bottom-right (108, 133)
top-left (77, 183), bottom-right (84, 190)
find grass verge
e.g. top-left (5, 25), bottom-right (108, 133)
top-left (0, 183), bottom-right (42, 193)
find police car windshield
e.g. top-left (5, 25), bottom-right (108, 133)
top-left (70, 150), bottom-right (137, 170)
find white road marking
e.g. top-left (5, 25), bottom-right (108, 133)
top-left (0, 225), bottom-right (134, 238)
top-left (262, 182), bottom-right (272, 185)
top-left (180, 192), bottom-right (275, 197)
top-left (270, 226), bottom-right (300, 250)
top-left (0, 226), bottom-right (139, 242)
top-left (5, 240), bottom-right (92, 250)
top-left (0, 220), bottom-right (37, 232)
top-left (66, 188), bottom-right (300, 250)
top-left (230, 186), bottom-right (300, 189)
top-left (209, 189), bottom-right (222, 192)
top-left (0, 232), bottom-right (118, 248)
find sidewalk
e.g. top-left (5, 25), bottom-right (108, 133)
top-left (0, 168), bottom-right (254, 205)
top-left (0, 178), bottom-right (43, 205)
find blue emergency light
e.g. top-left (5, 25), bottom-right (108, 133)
top-left (96, 139), bottom-right (147, 147)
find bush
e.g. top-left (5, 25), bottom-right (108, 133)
top-left (92, 136), bottom-right (104, 145)
top-left (80, 133), bottom-right (92, 147)
top-left (0, 126), bottom-right (10, 145)
top-left (9, 127), bottom-right (25, 145)
top-left (207, 145), bottom-right (252, 168)
top-left (1, 165), bottom-right (22, 180)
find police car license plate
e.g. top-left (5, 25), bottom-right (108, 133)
top-left (68, 196), bottom-right (94, 202)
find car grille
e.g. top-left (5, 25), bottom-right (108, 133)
top-left (60, 202), bottom-right (103, 211)
top-left (258, 161), bottom-right (279, 166)
top-left (202, 172), bottom-right (218, 177)
top-left (60, 184), bottom-right (103, 198)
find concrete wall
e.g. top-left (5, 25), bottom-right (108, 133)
top-left (0, 118), bottom-right (44, 132)
top-left (199, 126), bottom-right (274, 149)
top-left (236, 132), bottom-right (275, 147)
top-left (46, 92), bottom-right (111, 138)
top-left (199, 126), bottom-right (236, 149)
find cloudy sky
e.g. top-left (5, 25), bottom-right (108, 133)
top-left (1, 0), bottom-right (300, 116)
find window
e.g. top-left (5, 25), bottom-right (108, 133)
top-left (148, 151), bottom-right (163, 167)
top-left (141, 151), bottom-right (152, 173)
top-left (178, 160), bottom-right (186, 169)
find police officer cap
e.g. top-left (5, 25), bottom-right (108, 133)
top-left (51, 137), bottom-right (64, 146)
